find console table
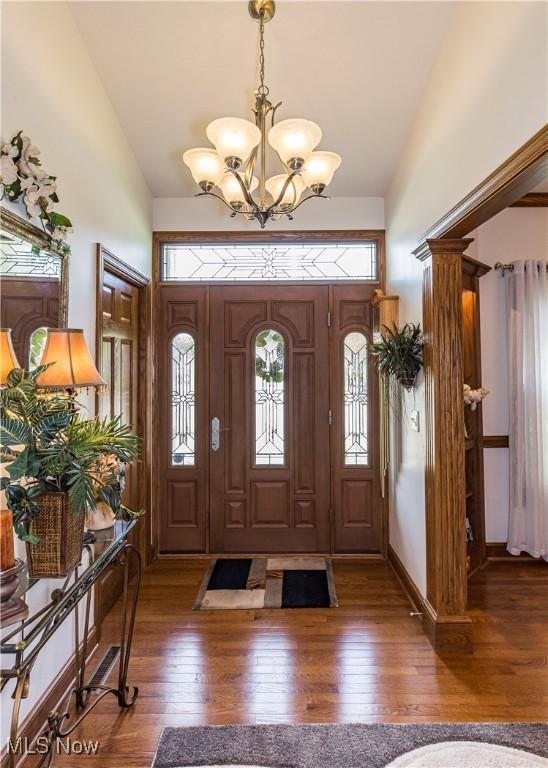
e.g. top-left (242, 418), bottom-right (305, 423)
top-left (0, 519), bottom-right (141, 768)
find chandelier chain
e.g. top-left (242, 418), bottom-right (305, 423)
top-left (257, 13), bottom-right (269, 97)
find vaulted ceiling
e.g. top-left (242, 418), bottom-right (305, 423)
top-left (69, 1), bottom-right (455, 198)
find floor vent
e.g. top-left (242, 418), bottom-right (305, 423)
top-left (88, 645), bottom-right (120, 687)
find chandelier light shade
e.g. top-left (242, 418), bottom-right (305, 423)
top-left (182, 0), bottom-right (341, 228)
top-left (182, 148), bottom-right (225, 189)
top-left (206, 118), bottom-right (262, 169)
top-left (35, 329), bottom-right (105, 390)
top-left (0, 329), bottom-right (21, 385)
top-left (302, 151), bottom-right (342, 194)
top-left (219, 173), bottom-right (259, 206)
top-left (268, 119), bottom-right (322, 168)
top-left (265, 174), bottom-right (306, 208)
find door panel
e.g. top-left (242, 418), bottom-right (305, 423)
top-left (330, 284), bottom-right (382, 552)
top-left (158, 285), bottom-right (207, 552)
top-left (209, 285), bottom-right (330, 553)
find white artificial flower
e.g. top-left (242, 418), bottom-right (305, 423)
top-left (51, 227), bottom-right (66, 242)
top-left (23, 185), bottom-right (44, 218)
top-left (1, 142), bottom-right (18, 158)
top-left (20, 135), bottom-right (32, 160)
top-left (0, 155), bottom-right (18, 185)
top-left (19, 176), bottom-right (34, 191)
top-left (17, 157), bottom-right (35, 179)
top-left (33, 166), bottom-right (48, 181)
top-left (37, 181), bottom-right (56, 198)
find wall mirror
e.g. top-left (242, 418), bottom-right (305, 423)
top-left (0, 206), bottom-right (69, 368)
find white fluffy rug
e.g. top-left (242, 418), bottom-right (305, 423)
top-left (386, 740), bottom-right (548, 767)
top-left (174, 742), bottom-right (548, 768)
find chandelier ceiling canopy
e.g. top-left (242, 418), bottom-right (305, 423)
top-left (183, 0), bottom-right (341, 228)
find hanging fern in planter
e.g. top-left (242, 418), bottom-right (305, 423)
top-left (370, 323), bottom-right (424, 390)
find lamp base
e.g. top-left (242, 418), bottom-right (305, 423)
top-left (248, 0), bottom-right (275, 23)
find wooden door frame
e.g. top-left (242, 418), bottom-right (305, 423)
top-left (96, 245), bottom-right (153, 563)
top-left (151, 230), bottom-right (386, 559)
top-left (412, 125), bottom-right (547, 650)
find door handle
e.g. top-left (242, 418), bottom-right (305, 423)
top-left (211, 417), bottom-right (230, 451)
top-left (211, 417), bottom-right (220, 451)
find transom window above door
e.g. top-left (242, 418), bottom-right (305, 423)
top-left (161, 242), bottom-right (378, 282)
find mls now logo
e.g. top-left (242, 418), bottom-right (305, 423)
top-left (8, 737), bottom-right (100, 755)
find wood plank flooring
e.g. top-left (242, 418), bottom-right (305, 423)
top-left (48, 558), bottom-right (548, 767)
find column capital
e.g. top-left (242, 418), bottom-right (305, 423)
top-left (413, 237), bottom-right (474, 262)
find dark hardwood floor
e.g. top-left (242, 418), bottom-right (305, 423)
top-left (50, 558), bottom-right (547, 767)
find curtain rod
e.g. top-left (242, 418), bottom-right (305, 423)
top-left (494, 261), bottom-right (548, 276)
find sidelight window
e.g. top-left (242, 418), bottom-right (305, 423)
top-left (255, 329), bottom-right (285, 465)
top-left (171, 332), bottom-right (195, 465)
top-left (344, 331), bottom-right (369, 465)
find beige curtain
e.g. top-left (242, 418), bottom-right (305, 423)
top-left (506, 260), bottom-right (548, 560)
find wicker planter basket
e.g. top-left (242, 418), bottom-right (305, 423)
top-left (26, 493), bottom-right (85, 578)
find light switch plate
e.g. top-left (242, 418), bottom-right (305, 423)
top-left (410, 410), bottom-right (420, 432)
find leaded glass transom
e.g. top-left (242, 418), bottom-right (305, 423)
top-left (344, 332), bottom-right (368, 465)
top-left (162, 242), bottom-right (377, 281)
top-left (255, 329), bottom-right (285, 465)
top-left (171, 332), bottom-right (195, 465)
top-left (0, 229), bottom-right (62, 277)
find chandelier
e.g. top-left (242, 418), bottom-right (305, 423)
top-left (183, 0), bottom-right (341, 228)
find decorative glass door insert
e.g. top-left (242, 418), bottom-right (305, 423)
top-left (254, 329), bottom-right (285, 465)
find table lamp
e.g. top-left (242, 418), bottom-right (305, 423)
top-left (35, 328), bottom-right (105, 392)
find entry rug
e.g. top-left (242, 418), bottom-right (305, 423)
top-left (152, 723), bottom-right (548, 768)
top-left (193, 557), bottom-right (338, 610)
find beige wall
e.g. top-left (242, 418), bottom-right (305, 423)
top-left (1, 1), bottom-right (151, 748)
top-left (385, 1), bottom-right (547, 595)
top-left (153, 196), bottom-right (384, 231)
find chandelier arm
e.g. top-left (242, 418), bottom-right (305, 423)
top-left (266, 168), bottom-right (303, 211)
top-left (228, 168), bottom-right (260, 209)
top-left (284, 192), bottom-right (330, 214)
top-left (194, 190), bottom-right (248, 215)
top-left (270, 102), bottom-right (282, 127)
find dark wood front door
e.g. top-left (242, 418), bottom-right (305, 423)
top-left (158, 282), bottom-right (382, 554)
top-left (209, 285), bottom-right (331, 552)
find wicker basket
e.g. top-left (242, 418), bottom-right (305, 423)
top-left (26, 493), bottom-right (85, 578)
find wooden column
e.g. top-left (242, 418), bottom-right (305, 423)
top-left (414, 238), bottom-right (474, 651)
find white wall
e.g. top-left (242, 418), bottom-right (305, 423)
top-left (385, 1), bottom-right (547, 596)
top-left (469, 208), bottom-right (548, 543)
top-left (153, 196), bottom-right (384, 231)
top-left (1, 1), bottom-right (151, 750)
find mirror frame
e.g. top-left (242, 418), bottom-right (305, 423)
top-left (0, 206), bottom-right (69, 327)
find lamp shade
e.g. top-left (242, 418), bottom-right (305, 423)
top-left (218, 173), bottom-right (258, 205)
top-left (182, 148), bottom-right (224, 187)
top-left (268, 119), bottom-right (322, 165)
top-left (265, 174), bottom-right (306, 208)
top-left (0, 329), bottom-right (21, 385)
top-left (302, 151), bottom-right (341, 190)
top-left (206, 117), bottom-right (261, 166)
top-left (35, 329), bottom-right (105, 389)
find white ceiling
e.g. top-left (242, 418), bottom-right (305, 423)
top-left (69, 1), bottom-right (455, 198)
